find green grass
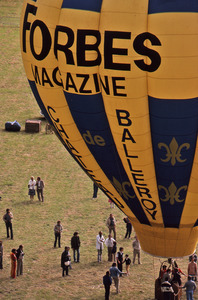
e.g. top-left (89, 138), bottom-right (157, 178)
top-left (0, 1), bottom-right (197, 299)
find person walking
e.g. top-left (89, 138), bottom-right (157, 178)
top-left (105, 234), bottom-right (115, 262)
top-left (71, 232), bottom-right (80, 263)
top-left (16, 245), bottom-right (24, 276)
top-left (0, 241), bottom-right (3, 269)
top-left (106, 214), bottom-right (116, 240)
top-left (10, 249), bottom-right (17, 278)
top-left (103, 271), bottom-right (112, 300)
top-left (3, 208), bottom-right (13, 239)
top-left (109, 262), bottom-right (126, 294)
top-left (180, 276), bottom-right (196, 300)
top-left (123, 217), bottom-right (132, 239)
top-left (61, 247), bottom-right (70, 276)
top-left (54, 220), bottom-right (63, 248)
top-left (132, 235), bottom-right (141, 264)
top-left (28, 176), bottom-right (36, 200)
top-left (36, 176), bottom-right (45, 202)
top-left (116, 247), bottom-right (124, 275)
top-left (96, 231), bottom-right (105, 262)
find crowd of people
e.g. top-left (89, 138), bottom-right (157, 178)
top-left (158, 257), bottom-right (197, 300)
top-left (95, 213), bottom-right (144, 298)
top-left (0, 182), bottom-right (197, 300)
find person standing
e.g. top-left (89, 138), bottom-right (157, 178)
top-left (116, 247), bottom-right (124, 275)
top-left (112, 241), bottom-right (117, 262)
top-left (105, 234), bottom-right (115, 262)
top-left (71, 232), bottom-right (81, 263)
top-left (16, 245), bottom-right (24, 276)
top-left (188, 257), bottom-right (197, 281)
top-left (10, 249), bottom-right (17, 278)
top-left (61, 247), bottom-right (70, 276)
top-left (161, 276), bottom-right (174, 300)
top-left (96, 231), bottom-right (105, 262)
top-left (3, 208), bottom-right (13, 239)
top-left (106, 214), bottom-right (116, 240)
top-left (54, 221), bottom-right (63, 248)
top-left (180, 276), bottom-right (196, 300)
top-left (93, 182), bottom-right (98, 199)
top-left (0, 241), bottom-right (3, 269)
top-left (123, 254), bottom-right (131, 275)
top-left (132, 235), bottom-right (141, 264)
top-left (36, 177), bottom-right (45, 202)
top-left (109, 262), bottom-right (126, 294)
top-left (108, 198), bottom-right (114, 208)
top-left (123, 217), bottom-right (132, 239)
top-left (28, 176), bottom-right (36, 200)
top-left (103, 271), bottom-right (112, 300)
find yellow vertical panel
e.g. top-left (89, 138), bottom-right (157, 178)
top-left (148, 13), bottom-right (198, 99)
top-left (99, 0), bottom-right (162, 226)
top-left (181, 139), bottom-right (198, 225)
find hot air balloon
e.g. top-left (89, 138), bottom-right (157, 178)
top-left (20, 0), bottom-right (198, 257)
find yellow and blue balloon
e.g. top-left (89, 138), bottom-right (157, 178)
top-left (20, 0), bottom-right (198, 257)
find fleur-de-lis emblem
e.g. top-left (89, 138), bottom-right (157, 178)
top-left (158, 182), bottom-right (187, 205)
top-left (158, 137), bottom-right (190, 166)
top-left (111, 177), bottom-right (136, 200)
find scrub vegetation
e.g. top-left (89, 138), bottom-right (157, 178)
top-left (0, 1), bottom-right (197, 299)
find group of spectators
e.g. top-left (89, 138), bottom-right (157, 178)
top-left (53, 220), bottom-right (81, 277)
top-left (1, 208), bottom-right (25, 278)
top-left (1, 200), bottom-right (197, 300)
top-left (159, 256), bottom-right (197, 300)
top-left (94, 213), bottom-right (142, 298)
top-left (28, 176), bottom-right (44, 202)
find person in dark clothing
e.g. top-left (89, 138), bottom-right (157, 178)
top-left (116, 247), bottom-right (124, 276)
top-left (123, 217), bottom-right (132, 239)
top-left (111, 241), bottom-right (117, 262)
top-left (172, 267), bottom-right (182, 286)
top-left (161, 276), bottom-right (174, 300)
top-left (71, 232), bottom-right (81, 262)
top-left (54, 220), bottom-right (63, 248)
top-left (61, 247), bottom-right (70, 276)
top-left (103, 271), bottom-right (112, 300)
top-left (0, 241), bottom-right (3, 269)
top-left (16, 245), bottom-right (24, 276)
top-left (3, 209), bottom-right (13, 239)
top-left (93, 182), bottom-right (98, 199)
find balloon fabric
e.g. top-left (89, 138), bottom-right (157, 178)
top-left (20, 0), bottom-right (198, 257)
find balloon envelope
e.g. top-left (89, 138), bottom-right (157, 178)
top-left (20, 0), bottom-right (198, 257)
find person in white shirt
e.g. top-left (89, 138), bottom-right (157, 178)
top-left (28, 176), bottom-right (36, 200)
top-left (105, 234), bottom-right (115, 262)
top-left (96, 231), bottom-right (105, 262)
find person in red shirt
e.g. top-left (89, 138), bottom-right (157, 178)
top-left (10, 249), bottom-right (17, 278)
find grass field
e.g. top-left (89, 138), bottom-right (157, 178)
top-left (0, 1), bottom-right (197, 299)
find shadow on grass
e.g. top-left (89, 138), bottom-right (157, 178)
top-left (14, 200), bottom-right (43, 206)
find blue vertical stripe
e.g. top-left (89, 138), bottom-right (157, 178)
top-left (64, 91), bottom-right (151, 225)
top-left (149, 96), bottom-right (198, 228)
